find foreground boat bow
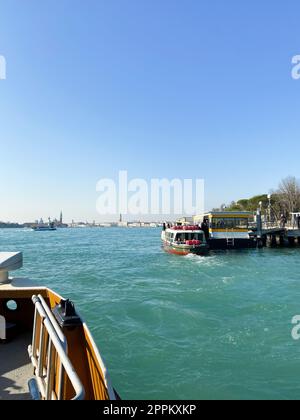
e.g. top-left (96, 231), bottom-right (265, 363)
top-left (0, 252), bottom-right (117, 400)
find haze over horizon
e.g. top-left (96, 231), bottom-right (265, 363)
top-left (0, 0), bottom-right (299, 223)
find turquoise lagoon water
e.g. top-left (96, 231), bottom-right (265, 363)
top-left (1, 227), bottom-right (300, 400)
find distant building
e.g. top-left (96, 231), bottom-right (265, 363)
top-left (118, 221), bottom-right (128, 227)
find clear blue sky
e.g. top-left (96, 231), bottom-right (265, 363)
top-left (0, 0), bottom-right (299, 222)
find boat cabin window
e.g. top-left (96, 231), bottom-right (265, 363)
top-left (176, 234), bottom-right (184, 243)
top-left (211, 218), bottom-right (249, 229)
top-left (175, 233), bottom-right (204, 242)
top-left (6, 300), bottom-right (18, 311)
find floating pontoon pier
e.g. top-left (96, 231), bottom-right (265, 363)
top-left (253, 211), bottom-right (300, 247)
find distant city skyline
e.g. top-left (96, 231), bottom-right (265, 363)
top-left (0, 1), bottom-right (299, 223)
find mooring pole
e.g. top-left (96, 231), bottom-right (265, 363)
top-left (256, 209), bottom-right (264, 248)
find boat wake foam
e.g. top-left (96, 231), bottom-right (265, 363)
top-left (184, 253), bottom-right (224, 267)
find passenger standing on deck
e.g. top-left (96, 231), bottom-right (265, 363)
top-left (297, 215), bottom-right (300, 229)
top-left (201, 219), bottom-right (210, 241)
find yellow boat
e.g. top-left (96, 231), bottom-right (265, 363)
top-left (194, 212), bottom-right (257, 249)
top-left (0, 252), bottom-right (118, 400)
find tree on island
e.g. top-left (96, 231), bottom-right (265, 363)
top-left (275, 176), bottom-right (300, 215)
top-left (215, 195), bottom-right (269, 213)
top-left (216, 176), bottom-right (300, 222)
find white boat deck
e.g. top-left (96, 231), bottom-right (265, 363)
top-left (0, 332), bottom-right (32, 400)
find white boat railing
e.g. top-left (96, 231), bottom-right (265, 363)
top-left (28, 294), bottom-right (85, 400)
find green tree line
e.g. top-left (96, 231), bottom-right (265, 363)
top-left (215, 177), bottom-right (300, 221)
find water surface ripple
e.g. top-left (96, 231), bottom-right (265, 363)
top-left (1, 228), bottom-right (300, 400)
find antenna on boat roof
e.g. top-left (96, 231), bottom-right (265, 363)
top-left (0, 252), bottom-right (23, 285)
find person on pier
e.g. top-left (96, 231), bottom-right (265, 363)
top-left (280, 214), bottom-right (287, 229)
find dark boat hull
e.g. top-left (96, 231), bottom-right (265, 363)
top-left (207, 238), bottom-right (257, 250)
top-left (32, 227), bottom-right (57, 231)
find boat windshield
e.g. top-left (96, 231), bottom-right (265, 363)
top-left (165, 232), bottom-right (175, 241)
